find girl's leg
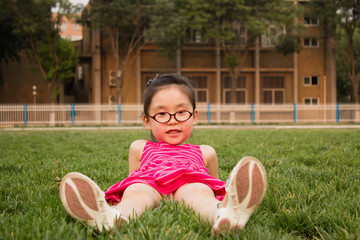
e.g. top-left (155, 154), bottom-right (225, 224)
top-left (60, 172), bottom-right (124, 231)
top-left (60, 173), bottom-right (161, 231)
top-left (173, 183), bottom-right (219, 224)
top-left (212, 157), bottom-right (267, 235)
top-left (115, 183), bottom-right (162, 219)
top-left (174, 157), bottom-right (267, 236)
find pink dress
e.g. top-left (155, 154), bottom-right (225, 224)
top-left (105, 141), bottom-right (226, 204)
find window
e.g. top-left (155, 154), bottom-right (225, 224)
top-left (187, 29), bottom-right (206, 43)
top-left (261, 25), bottom-right (285, 47)
top-left (262, 76), bottom-right (285, 104)
top-left (77, 66), bottom-right (83, 80)
top-left (304, 16), bottom-right (319, 26)
top-left (239, 26), bottom-right (247, 45)
top-left (73, 23), bottom-right (79, 31)
top-left (232, 21), bottom-right (247, 46)
top-left (304, 37), bottom-right (318, 47)
top-left (304, 76), bottom-right (318, 86)
top-left (304, 98), bottom-right (319, 105)
top-left (223, 76), bottom-right (247, 104)
top-left (188, 76), bottom-right (208, 103)
top-left (263, 90), bottom-right (284, 104)
top-left (60, 23), bottom-right (68, 31)
top-left (77, 66), bottom-right (84, 89)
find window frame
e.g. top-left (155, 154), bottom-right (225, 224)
top-left (303, 76), bottom-right (319, 86)
top-left (222, 76), bottom-right (247, 104)
top-left (73, 23), bottom-right (79, 31)
top-left (261, 25), bottom-right (286, 47)
top-left (223, 89), bottom-right (247, 104)
top-left (187, 76), bottom-right (209, 103)
top-left (263, 89), bottom-right (285, 105)
top-left (261, 76), bottom-right (285, 104)
top-left (303, 37), bottom-right (319, 48)
top-left (304, 97), bottom-right (319, 105)
top-left (232, 21), bottom-right (247, 46)
top-left (195, 89), bottom-right (209, 103)
top-left (303, 16), bottom-right (319, 26)
top-left (187, 29), bottom-right (207, 44)
top-left (60, 22), bottom-right (68, 31)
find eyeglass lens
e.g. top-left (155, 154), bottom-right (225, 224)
top-left (154, 111), bottom-right (192, 123)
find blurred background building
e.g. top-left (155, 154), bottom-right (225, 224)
top-left (0, 0), bottom-right (337, 106)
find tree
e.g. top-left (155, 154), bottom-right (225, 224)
top-left (310, 0), bottom-right (360, 103)
top-left (336, 49), bottom-right (354, 102)
top-left (337, 1), bottom-right (360, 103)
top-left (87, 0), bottom-right (154, 103)
top-left (145, 0), bottom-right (187, 59)
top-left (1, 0), bottom-right (79, 103)
top-left (35, 37), bottom-right (78, 101)
top-left (336, 26), bottom-right (360, 102)
top-left (147, 0), bottom-right (302, 103)
top-left (0, 2), bottom-right (27, 85)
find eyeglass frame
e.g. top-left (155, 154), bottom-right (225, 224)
top-left (149, 110), bottom-right (194, 123)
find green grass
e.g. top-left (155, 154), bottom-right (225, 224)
top-left (0, 128), bottom-right (359, 239)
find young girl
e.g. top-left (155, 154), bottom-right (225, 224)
top-left (59, 73), bottom-right (267, 236)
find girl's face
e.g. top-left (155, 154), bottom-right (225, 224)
top-left (143, 85), bottom-right (198, 145)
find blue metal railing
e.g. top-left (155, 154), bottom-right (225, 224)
top-left (10, 103), bottom-right (358, 126)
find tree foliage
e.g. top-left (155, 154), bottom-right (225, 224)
top-left (147, 0), bottom-right (302, 103)
top-left (337, 0), bottom-right (360, 103)
top-left (145, 0), bottom-right (187, 58)
top-left (0, 0), bottom-right (79, 102)
top-left (336, 27), bottom-right (360, 102)
top-left (0, 12), bottom-right (27, 85)
top-left (309, 0), bottom-right (360, 103)
top-left (0, 13), bottom-right (26, 64)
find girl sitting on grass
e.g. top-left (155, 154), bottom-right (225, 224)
top-left (59, 73), bottom-right (267, 236)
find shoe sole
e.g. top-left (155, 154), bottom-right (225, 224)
top-left (59, 172), bottom-right (118, 231)
top-left (212, 156), bottom-right (267, 235)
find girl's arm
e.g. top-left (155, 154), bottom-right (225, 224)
top-left (128, 139), bottom-right (147, 175)
top-left (200, 145), bottom-right (219, 179)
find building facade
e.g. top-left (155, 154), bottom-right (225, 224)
top-left (78, 0), bottom-right (336, 107)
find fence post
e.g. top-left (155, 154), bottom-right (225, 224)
top-left (118, 103), bottom-right (121, 124)
top-left (207, 103), bottom-right (211, 124)
top-left (71, 103), bottom-right (75, 125)
top-left (24, 104), bottom-right (27, 126)
top-left (294, 103), bottom-right (297, 123)
top-left (336, 103), bottom-right (339, 123)
top-left (251, 103), bottom-right (254, 124)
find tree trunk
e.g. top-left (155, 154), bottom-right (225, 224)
top-left (47, 84), bottom-right (53, 103)
top-left (47, 76), bottom-right (59, 104)
top-left (347, 30), bottom-right (358, 103)
top-left (353, 80), bottom-right (359, 104)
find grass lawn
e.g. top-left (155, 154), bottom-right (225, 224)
top-left (0, 128), bottom-right (359, 239)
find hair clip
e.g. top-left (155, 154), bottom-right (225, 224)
top-left (146, 80), bottom-right (152, 87)
top-left (146, 74), bottom-right (159, 87)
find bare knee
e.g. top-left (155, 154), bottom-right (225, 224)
top-left (173, 183), bottom-right (214, 202)
top-left (173, 183), bottom-right (219, 223)
top-left (123, 183), bottom-right (161, 206)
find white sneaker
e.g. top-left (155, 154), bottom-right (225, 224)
top-left (59, 172), bottom-right (128, 231)
top-left (212, 157), bottom-right (267, 236)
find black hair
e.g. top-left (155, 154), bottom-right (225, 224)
top-left (143, 73), bottom-right (196, 118)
